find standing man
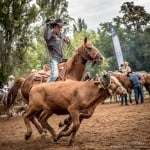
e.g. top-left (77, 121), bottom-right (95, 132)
top-left (124, 61), bottom-right (131, 76)
top-left (44, 18), bottom-right (70, 82)
top-left (8, 75), bottom-right (15, 89)
top-left (119, 64), bottom-right (129, 105)
top-left (127, 72), bottom-right (144, 104)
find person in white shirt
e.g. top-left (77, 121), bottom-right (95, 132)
top-left (8, 75), bottom-right (15, 89)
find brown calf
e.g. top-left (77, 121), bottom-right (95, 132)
top-left (23, 75), bottom-right (126, 145)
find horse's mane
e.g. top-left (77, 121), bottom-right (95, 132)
top-left (65, 47), bottom-right (80, 72)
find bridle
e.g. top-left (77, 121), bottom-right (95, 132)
top-left (77, 46), bottom-right (100, 63)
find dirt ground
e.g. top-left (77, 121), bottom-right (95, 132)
top-left (0, 99), bottom-right (150, 150)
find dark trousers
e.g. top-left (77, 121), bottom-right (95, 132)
top-left (121, 94), bottom-right (128, 105)
top-left (133, 84), bottom-right (144, 104)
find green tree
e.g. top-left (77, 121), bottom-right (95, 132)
top-left (119, 2), bottom-right (150, 71)
top-left (0, 0), bottom-right (71, 82)
top-left (0, 0), bottom-right (38, 81)
top-left (98, 2), bottom-right (150, 72)
top-left (120, 1), bottom-right (150, 31)
top-left (73, 18), bottom-right (87, 32)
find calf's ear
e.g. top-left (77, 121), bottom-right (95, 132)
top-left (94, 81), bottom-right (103, 88)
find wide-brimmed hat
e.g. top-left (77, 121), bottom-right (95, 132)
top-left (124, 61), bottom-right (129, 65)
top-left (50, 19), bottom-right (67, 27)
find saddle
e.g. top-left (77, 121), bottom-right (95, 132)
top-left (33, 62), bottom-right (67, 83)
top-left (33, 70), bottom-right (50, 82)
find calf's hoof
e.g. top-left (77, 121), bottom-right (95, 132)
top-left (58, 121), bottom-right (65, 127)
top-left (25, 132), bottom-right (32, 140)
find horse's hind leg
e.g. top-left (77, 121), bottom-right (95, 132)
top-left (22, 106), bottom-right (36, 140)
top-left (39, 110), bottom-right (57, 141)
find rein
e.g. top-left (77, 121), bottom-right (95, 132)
top-left (77, 47), bottom-right (99, 63)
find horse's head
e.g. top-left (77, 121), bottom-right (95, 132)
top-left (101, 73), bottom-right (127, 95)
top-left (78, 37), bottom-right (104, 65)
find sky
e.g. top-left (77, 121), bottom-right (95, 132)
top-left (68, 0), bottom-right (150, 30)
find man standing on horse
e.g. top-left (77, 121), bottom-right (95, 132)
top-left (44, 18), bottom-right (70, 82)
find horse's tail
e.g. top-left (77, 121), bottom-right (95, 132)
top-left (7, 77), bottom-right (25, 108)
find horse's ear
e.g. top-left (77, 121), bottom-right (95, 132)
top-left (84, 37), bottom-right (87, 44)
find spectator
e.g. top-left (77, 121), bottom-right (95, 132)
top-left (8, 75), bottom-right (15, 89)
top-left (127, 72), bottom-right (144, 104)
top-left (124, 61), bottom-right (131, 76)
top-left (118, 64), bottom-right (129, 106)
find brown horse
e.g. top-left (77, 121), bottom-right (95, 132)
top-left (23, 75), bottom-right (127, 145)
top-left (138, 72), bottom-right (150, 98)
top-left (113, 71), bottom-right (150, 102)
top-left (7, 37), bottom-right (104, 134)
top-left (113, 72), bottom-right (133, 103)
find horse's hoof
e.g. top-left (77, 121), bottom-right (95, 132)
top-left (24, 132), bottom-right (32, 140)
top-left (53, 135), bottom-right (58, 142)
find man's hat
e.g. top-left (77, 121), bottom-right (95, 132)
top-left (124, 61), bottom-right (129, 65)
top-left (50, 19), bottom-right (67, 27)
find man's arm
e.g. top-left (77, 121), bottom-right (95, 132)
top-left (44, 25), bottom-right (52, 43)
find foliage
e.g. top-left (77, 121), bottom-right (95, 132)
top-left (98, 1), bottom-right (150, 72)
top-left (0, 0), bottom-right (71, 82)
top-left (0, 0), bottom-right (39, 82)
top-left (73, 18), bottom-right (88, 32)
